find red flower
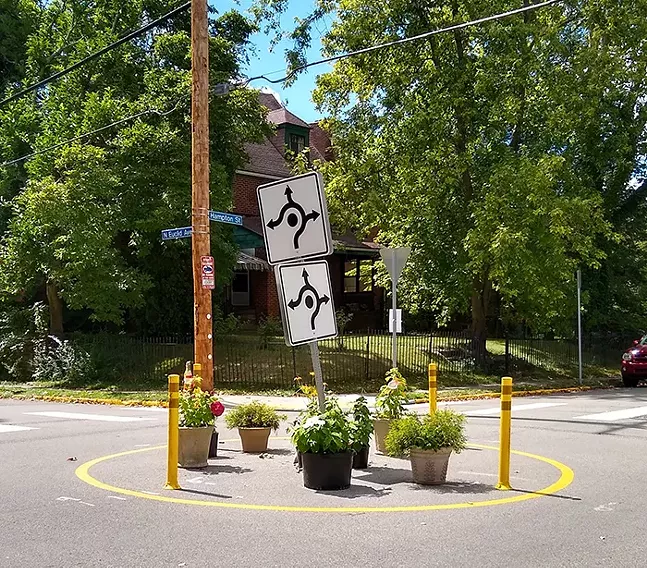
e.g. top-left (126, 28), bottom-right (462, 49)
top-left (210, 401), bottom-right (225, 417)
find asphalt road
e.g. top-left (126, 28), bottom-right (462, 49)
top-left (3, 389), bottom-right (647, 568)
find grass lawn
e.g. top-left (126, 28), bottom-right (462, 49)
top-left (0, 333), bottom-right (621, 404)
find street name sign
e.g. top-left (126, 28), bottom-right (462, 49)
top-left (275, 260), bottom-right (337, 346)
top-left (161, 226), bottom-right (192, 240)
top-left (257, 172), bottom-right (333, 265)
top-left (209, 210), bottom-right (243, 226)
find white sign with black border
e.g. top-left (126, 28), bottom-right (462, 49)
top-left (257, 172), bottom-right (333, 265)
top-left (275, 260), bottom-right (338, 346)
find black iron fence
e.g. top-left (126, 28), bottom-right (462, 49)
top-left (50, 330), bottom-right (626, 390)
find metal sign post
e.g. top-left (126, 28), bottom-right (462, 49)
top-left (577, 270), bottom-right (583, 385)
top-left (257, 173), bottom-right (338, 413)
top-left (380, 247), bottom-right (411, 370)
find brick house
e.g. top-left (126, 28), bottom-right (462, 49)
top-left (226, 90), bottom-right (384, 330)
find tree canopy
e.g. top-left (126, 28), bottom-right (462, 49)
top-left (257, 0), bottom-right (647, 340)
top-left (0, 0), bottom-right (273, 335)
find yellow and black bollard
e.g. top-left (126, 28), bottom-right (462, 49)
top-left (495, 376), bottom-right (513, 491)
top-left (428, 363), bottom-right (437, 415)
top-left (164, 374), bottom-right (181, 490)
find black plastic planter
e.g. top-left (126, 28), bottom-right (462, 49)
top-left (352, 446), bottom-right (370, 469)
top-left (208, 429), bottom-right (219, 459)
top-left (301, 451), bottom-right (353, 490)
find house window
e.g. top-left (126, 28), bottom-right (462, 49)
top-left (231, 271), bottom-right (250, 306)
top-left (344, 259), bottom-right (374, 293)
top-left (289, 133), bottom-right (306, 154)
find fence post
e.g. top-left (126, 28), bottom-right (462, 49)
top-left (164, 374), bottom-right (181, 490)
top-left (365, 334), bottom-right (370, 381)
top-left (496, 376), bottom-right (513, 491)
top-left (292, 347), bottom-right (297, 379)
top-left (505, 334), bottom-right (510, 374)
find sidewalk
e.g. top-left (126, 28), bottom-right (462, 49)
top-left (219, 393), bottom-right (430, 412)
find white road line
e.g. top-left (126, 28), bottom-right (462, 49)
top-left (575, 406), bottom-right (647, 422)
top-left (24, 411), bottom-right (156, 423)
top-left (467, 402), bottom-right (568, 416)
top-left (0, 424), bottom-right (38, 433)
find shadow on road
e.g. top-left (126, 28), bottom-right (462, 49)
top-left (511, 488), bottom-right (581, 501)
top-left (316, 485), bottom-right (393, 499)
top-left (410, 481), bottom-right (493, 494)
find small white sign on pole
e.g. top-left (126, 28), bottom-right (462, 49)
top-left (275, 260), bottom-right (338, 346)
top-left (388, 309), bottom-right (402, 333)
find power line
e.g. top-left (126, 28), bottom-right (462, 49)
top-left (244, 0), bottom-right (563, 85)
top-left (0, 1), bottom-right (191, 108)
top-left (0, 100), bottom-right (185, 167)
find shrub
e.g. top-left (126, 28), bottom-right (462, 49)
top-left (374, 368), bottom-right (408, 420)
top-left (385, 411), bottom-right (467, 457)
top-left (291, 398), bottom-right (352, 454)
top-left (349, 396), bottom-right (373, 451)
top-left (225, 401), bottom-right (285, 431)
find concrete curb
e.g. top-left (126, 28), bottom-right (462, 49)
top-left (2, 384), bottom-right (616, 410)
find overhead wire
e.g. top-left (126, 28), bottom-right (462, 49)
top-left (1, 0), bottom-right (564, 168)
top-left (242, 0), bottom-right (563, 86)
top-left (0, 99), bottom-right (186, 167)
top-left (0, 1), bottom-right (191, 108)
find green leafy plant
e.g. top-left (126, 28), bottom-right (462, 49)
top-left (385, 411), bottom-right (467, 457)
top-left (258, 316), bottom-right (283, 349)
top-left (374, 368), bottom-right (408, 420)
top-left (291, 398), bottom-right (352, 454)
top-left (349, 396), bottom-right (373, 451)
top-left (178, 378), bottom-right (225, 428)
top-left (224, 401), bottom-right (286, 431)
top-left (335, 309), bottom-right (353, 350)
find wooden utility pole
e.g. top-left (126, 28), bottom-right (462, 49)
top-left (191, 0), bottom-right (213, 390)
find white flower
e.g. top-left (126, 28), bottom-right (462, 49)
top-left (387, 380), bottom-right (399, 390)
top-left (303, 416), bottom-right (325, 429)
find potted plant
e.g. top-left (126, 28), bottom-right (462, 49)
top-left (178, 378), bottom-right (225, 468)
top-left (373, 368), bottom-right (408, 454)
top-left (384, 410), bottom-right (467, 485)
top-left (224, 401), bottom-right (286, 453)
top-left (291, 398), bottom-right (353, 490)
top-left (349, 397), bottom-right (373, 469)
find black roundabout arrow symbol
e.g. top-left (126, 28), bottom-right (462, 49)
top-left (265, 184), bottom-right (321, 249)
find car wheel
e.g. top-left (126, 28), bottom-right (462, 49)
top-left (622, 374), bottom-right (639, 388)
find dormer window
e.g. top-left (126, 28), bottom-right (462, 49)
top-left (289, 133), bottom-right (306, 154)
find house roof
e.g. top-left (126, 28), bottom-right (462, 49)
top-left (267, 108), bottom-right (310, 129)
top-left (236, 251), bottom-right (270, 271)
top-left (258, 91), bottom-right (283, 111)
top-left (241, 140), bottom-right (292, 179)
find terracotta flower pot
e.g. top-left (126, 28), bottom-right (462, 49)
top-left (372, 418), bottom-right (391, 454)
top-left (409, 447), bottom-right (452, 485)
top-left (238, 427), bottom-right (271, 453)
top-left (178, 426), bottom-right (213, 468)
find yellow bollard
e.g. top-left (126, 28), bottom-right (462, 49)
top-left (495, 376), bottom-right (513, 491)
top-left (164, 374), bottom-right (181, 490)
top-left (193, 362), bottom-right (202, 385)
top-left (428, 363), bottom-right (437, 414)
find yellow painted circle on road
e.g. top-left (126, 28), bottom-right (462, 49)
top-left (76, 442), bottom-right (574, 513)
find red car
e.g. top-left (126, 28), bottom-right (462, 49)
top-left (621, 334), bottom-right (647, 387)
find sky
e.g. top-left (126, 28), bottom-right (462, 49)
top-left (216, 0), bottom-right (333, 123)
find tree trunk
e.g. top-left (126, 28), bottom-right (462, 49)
top-left (46, 280), bottom-right (64, 338)
top-left (471, 278), bottom-right (491, 367)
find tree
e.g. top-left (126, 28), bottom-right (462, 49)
top-left (0, 0), bottom-right (273, 336)
top-left (255, 0), bottom-right (647, 355)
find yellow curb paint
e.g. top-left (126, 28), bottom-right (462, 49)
top-left (75, 442), bottom-right (574, 514)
